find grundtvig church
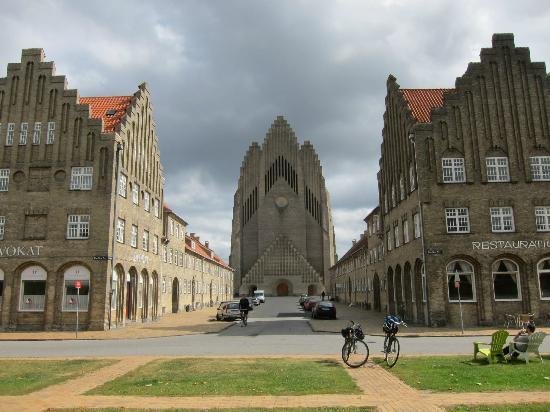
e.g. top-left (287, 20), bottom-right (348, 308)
top-left (230, 117), bottom-right (336, 296)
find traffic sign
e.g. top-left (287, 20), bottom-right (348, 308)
top-left (74, 280), bottom-right (82, 289)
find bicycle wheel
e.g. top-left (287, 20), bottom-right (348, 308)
top-left (341, 339), bottom-right (369, 368)
top-left (242, 311), bottom-right (248, 326)
top-left (385, 337), bottom-right (400, 367)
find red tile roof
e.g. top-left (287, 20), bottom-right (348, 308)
top-left (79, 96), bottom-right (132, 132)
top-left (186, 235), bottom-right (232, 270)
top-left (401, 89), bottom-right (454, 123)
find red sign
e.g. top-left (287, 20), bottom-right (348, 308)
top-left (74, 280), bottom-right (82, 289)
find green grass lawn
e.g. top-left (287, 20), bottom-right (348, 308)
top-left (88, 358), bottom-right (360, 397)
top-left (0, 359), bottom-right (114, 395)
top-left (381, 355), bottom-right (550, 393)
top-left (447, 404), bottom-right (550, 412)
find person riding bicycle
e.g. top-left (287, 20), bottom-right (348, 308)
top-left (238, 296), bottom-right (251, 325)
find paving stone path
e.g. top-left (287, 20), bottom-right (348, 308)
top-left (0, 355), bottom-right (548, 412)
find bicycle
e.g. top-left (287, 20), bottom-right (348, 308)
top-left (382, 315), bottom-right (407, 368)
top-left (341, 321), bottom-right (369, 368)
top-left (240, 309), bottom-right (249, 326)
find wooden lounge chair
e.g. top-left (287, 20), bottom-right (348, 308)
top-left (473, 330), bottom-right (509, 363)
top-left (510, 331), bottom-right (546, 364)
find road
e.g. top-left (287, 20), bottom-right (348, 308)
top-left (0, 297), bottom-right (548, 357)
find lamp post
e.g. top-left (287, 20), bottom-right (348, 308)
top-left (108, 142), bottom-right (123, 330)
top-left (454, 270), bottom-right (465, 335)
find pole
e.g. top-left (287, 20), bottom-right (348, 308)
top-left (455, 272), bottom-right (464, 335)
top-left (76, 287), bottom-right (80, 339)
top-left (109, 143), bottom-right (123, 330)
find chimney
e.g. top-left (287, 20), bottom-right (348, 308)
top-left (205, 241), bottom-right (209, 249)
top-left (190, 232), bottom-right (195, 238)
top-left (352, 239), bottom-right (356, 245)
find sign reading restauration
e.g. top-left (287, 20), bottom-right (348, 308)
top-left (0, 245), bottom-right (43, 257)
top-left (472, 240), bottom-right (550, 250)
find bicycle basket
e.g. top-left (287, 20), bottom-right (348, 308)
top-left (341, 327), bottom-right (352, 338)
top-left (354, 328), bottom-right (365, 340)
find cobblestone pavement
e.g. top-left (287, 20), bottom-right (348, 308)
top-left (1, 355), bottom-right (549, 412)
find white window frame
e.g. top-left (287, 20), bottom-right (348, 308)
top-left (403, 220), bottom-right (409, 244)
top-left (394, 225), bottom-right (400, 248)
top-left (0, 216), bottom-right (5, 240)
top-left (490, 207), bottom-right (515, 232)
top-left (33, 122), bottom-right (41, 145)
top-left (446, 260), bottom-right (476, 302)
top-left (530, 156), bottom-right (550, 181)
top-left (409, 163), bottom-right (416, 191)
top-left (486, 157), bottom-right (510, 182)
top-left (442, 158), bottom-right (466, 183)
top-left (116, 218), bottom-right (125, 243)
top-left (19, 122), bottom-right (28, 145)
top-left (46, 121), bottom-right (55, 144)
top-left (413, 213), bottom-right (421, 239)
top-left (62, 265), bottom-right (90, 312)
top-left (399, 175), bottom-right (405, 200)
top-left (387, 231), bottom-right (392, 251)
top-left (152, 235), bottom-right (158, 254)
top-left (132, 183), bottom-right (140, 205)
top-left (492, 259), bottom-right (521, 301)
top-left (142, 230), bottom-right (149, 251)
top-left (144, 191), bottom-right (150, 212)
top-left (535, 206), bottom-right (550, 232)
top-left (66, 214), bottom-right (90, 239)
top-left (153, 198), bottom-right (160, 218)
top-left (131, 224), bottom-right (138, 248)
top-left (19, 266), bottom-right (47, 312)
top-left (537, 258), bottom-right (550, 300)
top-left (70, 167), bottom-right (93, 190)
top-left (445, 208), bottom-right (470, 233)
top-left (5, 123), bottom-right (14, 146)
top-left (0, 169), bottom-right (10, 191)
top-left (118, 174), bottom-right (127, 197)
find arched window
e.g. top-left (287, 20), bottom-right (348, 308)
top-left (446, 260), bottom-right (476, 302)
top-left (493, 259), bottom-right (521, 301)
top-left (537, 258), bottom-right (550, 299)
top-left (20, 266), bottom-right (47, 311)
top-left (63, 265), bottom-right (90, 311)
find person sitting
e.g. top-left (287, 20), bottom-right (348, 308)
top-left (503, 322), bottom-right (535, 358)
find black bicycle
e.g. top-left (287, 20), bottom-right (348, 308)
top-left (240, 309), bottom-right (249, 326)
top-left (382, 315), bottom-right (407, 367)
top-left (341, 321), bottom-right (369, 368)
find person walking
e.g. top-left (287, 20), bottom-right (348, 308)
top-left (321, 291), bottom-right (326, 301)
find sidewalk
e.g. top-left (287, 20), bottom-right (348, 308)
top-left (0, 307), bottom-right (232, 341)
top-left (1, 355), bottom-right (548, 411)
top-left (309, 301), bottom-right (550, 337)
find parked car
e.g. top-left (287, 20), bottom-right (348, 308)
top-left (298, 294), bottom-right (308, 306)
top-left (303, 296), bottom-right (321, 311)
top-left (311, 301), bottom-right (336, 319)
top-left (216, 301), bottom-right (241, 321)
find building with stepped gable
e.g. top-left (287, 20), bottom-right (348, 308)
top-left (230, 116), bottom-right (336, 296)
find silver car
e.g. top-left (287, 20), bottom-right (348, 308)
top-left (216, 301), bottom-right (241, 321)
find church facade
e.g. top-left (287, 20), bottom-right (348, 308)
top-left (230, 116), bottom-right (336, 296)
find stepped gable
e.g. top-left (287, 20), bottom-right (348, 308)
top-left (79, 96), bottom-right (132, 132)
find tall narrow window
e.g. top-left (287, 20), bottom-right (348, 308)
top-left (131, 224), bottom-right (138, 248)
top-left (394, 225), bottom-right (400, 248)
top-left (530, 156), bottom-right (550, 181)
top-left (490, 207), bottom-right (514, 232)
top-left (399, 176), bottom-right (405, 200)
top-left (20, 266), bottom-right (47, 312)
top-left (0, 169), bottom-right (9, 191)
top-left (535, 206), bottom-right (550, 232)
top-left (409, 162), bottom-right (415, 191)
top-left (152, 234), bottom-right (158, 254)
top-left (445, 208), bottom-right (470, 233)
top-left (153, 198), bottom-right (160, 218)
top-left (143, 191), bottom-right (150, 212)
top-left (46, 121), bottom-right (55, 144)
top-left (5, 123), bottom-right (14, 146)
top-left (66, 215), bottom-right (90, 239)
top-left (486, 157), bottom-right (510, 182)
top-left (32, 122), bottom-right (41, 145)
top-left (413, 213), bottom-right (421, 238)
top-left (538, 258), bottom-right (550, 299)
top-left (442, 158), bottom-right (466, 183)
top-left (70, 167), bottom-right (93, 190)
top-left (403, 219), bottom-right (409, 244)
top-left (132, 183), bottom-right (140, 205)
top-left (0, 216), bottom-right (5, 240)
top-left (116, 218), bottom-right (125, 243)
top-left (118, 174), bottom-right (127, 197)
top-left (19, 122), bottom-right (28, 145)
top-left (142, 230), bottom-right (149, 251)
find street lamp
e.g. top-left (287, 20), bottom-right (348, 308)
top-left (454, 269), bottom-right (465, 335)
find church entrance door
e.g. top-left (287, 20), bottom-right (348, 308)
top-left (276, 283), bottom-right (289, 296)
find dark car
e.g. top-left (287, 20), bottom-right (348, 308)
top-left (303, 296), bottom-right (321, 311)
top-left (311, 301), bottom-right (336, 319)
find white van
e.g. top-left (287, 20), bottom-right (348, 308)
top-left (254, 289), bottom-right (265, 303)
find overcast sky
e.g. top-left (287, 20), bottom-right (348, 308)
top-left (2, 0), bottom-right (549, 262)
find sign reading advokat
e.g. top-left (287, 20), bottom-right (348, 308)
top-left (0, 245), bottom-right (43, 257)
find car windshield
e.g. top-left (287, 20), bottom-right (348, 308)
top-left (319, 302), bottom-right (333, 307)
top-left (228, 303), bottom-right (239, 309)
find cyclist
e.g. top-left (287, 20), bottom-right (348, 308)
top-left (238, 295), bottom-right (251, 326)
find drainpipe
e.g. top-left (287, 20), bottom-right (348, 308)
top-left (109, 142), bottom-right (122, 330)
top-left (409, 133), bottom-right (431, 326)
